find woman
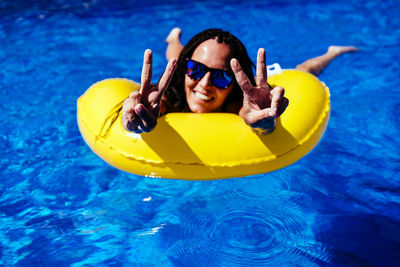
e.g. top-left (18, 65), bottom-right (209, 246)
top-left (122, 28), bottom-right (357, 134)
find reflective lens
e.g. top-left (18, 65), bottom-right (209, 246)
top-left (186, 59), bottom-right (233, 89)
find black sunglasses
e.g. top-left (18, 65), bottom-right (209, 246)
top-left (185, 59), bottom-right (234, 89)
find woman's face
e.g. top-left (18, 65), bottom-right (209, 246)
top-left (184, 39), bottom-right (234, 113)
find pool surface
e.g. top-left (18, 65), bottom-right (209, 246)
top-left (1, 0), bottom-right (400, 266)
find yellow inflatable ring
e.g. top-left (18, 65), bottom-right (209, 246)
top-left (77, 70), bottom-right (330, 180)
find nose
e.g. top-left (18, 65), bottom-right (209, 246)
top-left (198, 71), bottom-right (213, 89)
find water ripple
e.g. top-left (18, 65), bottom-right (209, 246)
top-left (160, 195), bottom-right (334, 266)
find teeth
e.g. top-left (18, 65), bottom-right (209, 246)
top-left (195, 91), bottom-right (211, 101)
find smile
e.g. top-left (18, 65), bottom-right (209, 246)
top-left (194, 91), bottom-right (212, 101)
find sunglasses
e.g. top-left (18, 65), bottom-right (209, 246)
top-left (185, 59), bottom-right (234, 89)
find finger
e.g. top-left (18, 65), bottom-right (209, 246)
top-left (122, 97), bottom-right (142, 132)
top-left (126, 119), bottom-right (142, 133)
top-left (247, 109), bottom-right (276, 125)
top-left (269, 86), bottom-right (285, 117)
top-left (156, 58), bottom-right (177, 99)
top-left (135, 104), bottom-right (157, 132)
top-left (230, 58), bottom-right (253, 94)
top-left (122, 97), bottom-right (136, 120)
top-left (140, 49), bottom-right (153, 94)
top-left (256, 48), bottom-right (268, 88)
top-left (277, 97), bottom-right (289, 117)
top-left (122, 110), bottom-right (141, 133)
top-left (128, 91), bottom-right (142, 105)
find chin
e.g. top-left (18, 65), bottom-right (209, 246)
top-left (189, 104), bottom-right (211, 113)
top-left (186, 94), bottom-right (223, 113)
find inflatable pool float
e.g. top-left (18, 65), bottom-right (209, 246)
top-left (77, 69), bottom-right (330, 180)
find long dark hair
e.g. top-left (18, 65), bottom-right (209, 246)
top-left (164, 29), bottom-right (255, 112)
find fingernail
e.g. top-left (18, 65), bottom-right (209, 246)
top-left (135, 105), bottom-right (143, 113)
top-left (230, 58), bottom-right (238, 67)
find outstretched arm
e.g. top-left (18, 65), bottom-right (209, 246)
top-left (122, 49), bottom-right (177, 133)
top-left (231, 48), bottom-right (288, 134)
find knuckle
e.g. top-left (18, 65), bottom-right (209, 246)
top-left (123, 104), bottom-right (134, 115)
top-left (237, 78), bottom-right (249, 90)
top-left (122, 99), bottom-right (129, 110)
top-left (276, 86), bottom-right (285, 94)
top-left (124, 119), bottom-right (138, 132)
top-left (123, 98), bottom-right (131, 106)
top-left (271, 87), bottom-right (284, 98)
top-left (129, 91), bottom-right (139, 98)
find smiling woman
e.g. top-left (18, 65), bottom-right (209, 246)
top-left (122, 28), bottom-right (357, 136)
top-left (122, 29), bottom-right (289, 135)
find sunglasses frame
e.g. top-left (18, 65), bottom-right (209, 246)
top-left (185, 58), bottom-right (234, 89)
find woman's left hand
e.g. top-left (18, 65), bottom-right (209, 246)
top-left (230, 48), bottom-right (289, 133)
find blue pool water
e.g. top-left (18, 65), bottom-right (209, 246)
top-left (1, 0), bottom-right (400, 266)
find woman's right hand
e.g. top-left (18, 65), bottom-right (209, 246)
top-left (122, 49), bottom-right (177, 133)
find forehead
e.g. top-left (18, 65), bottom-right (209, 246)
top-left (191, 39), bottom-right (232, 69)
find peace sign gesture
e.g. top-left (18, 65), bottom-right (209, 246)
top-left (230, 48), bottom-right (289, 133)
top-left (122, 49), bottom-right (177, 133)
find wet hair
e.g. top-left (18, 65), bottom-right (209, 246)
top-left (164, 28), bottom-right (255, 112)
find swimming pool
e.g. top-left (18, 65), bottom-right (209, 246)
top-left (1, 0), bottom-right (399, 265)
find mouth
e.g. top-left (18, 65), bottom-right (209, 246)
top-left (194, 91), bottom-right (213, 101)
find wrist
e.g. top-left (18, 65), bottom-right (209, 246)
top-left (250, 117), bottom-right (276, 135)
